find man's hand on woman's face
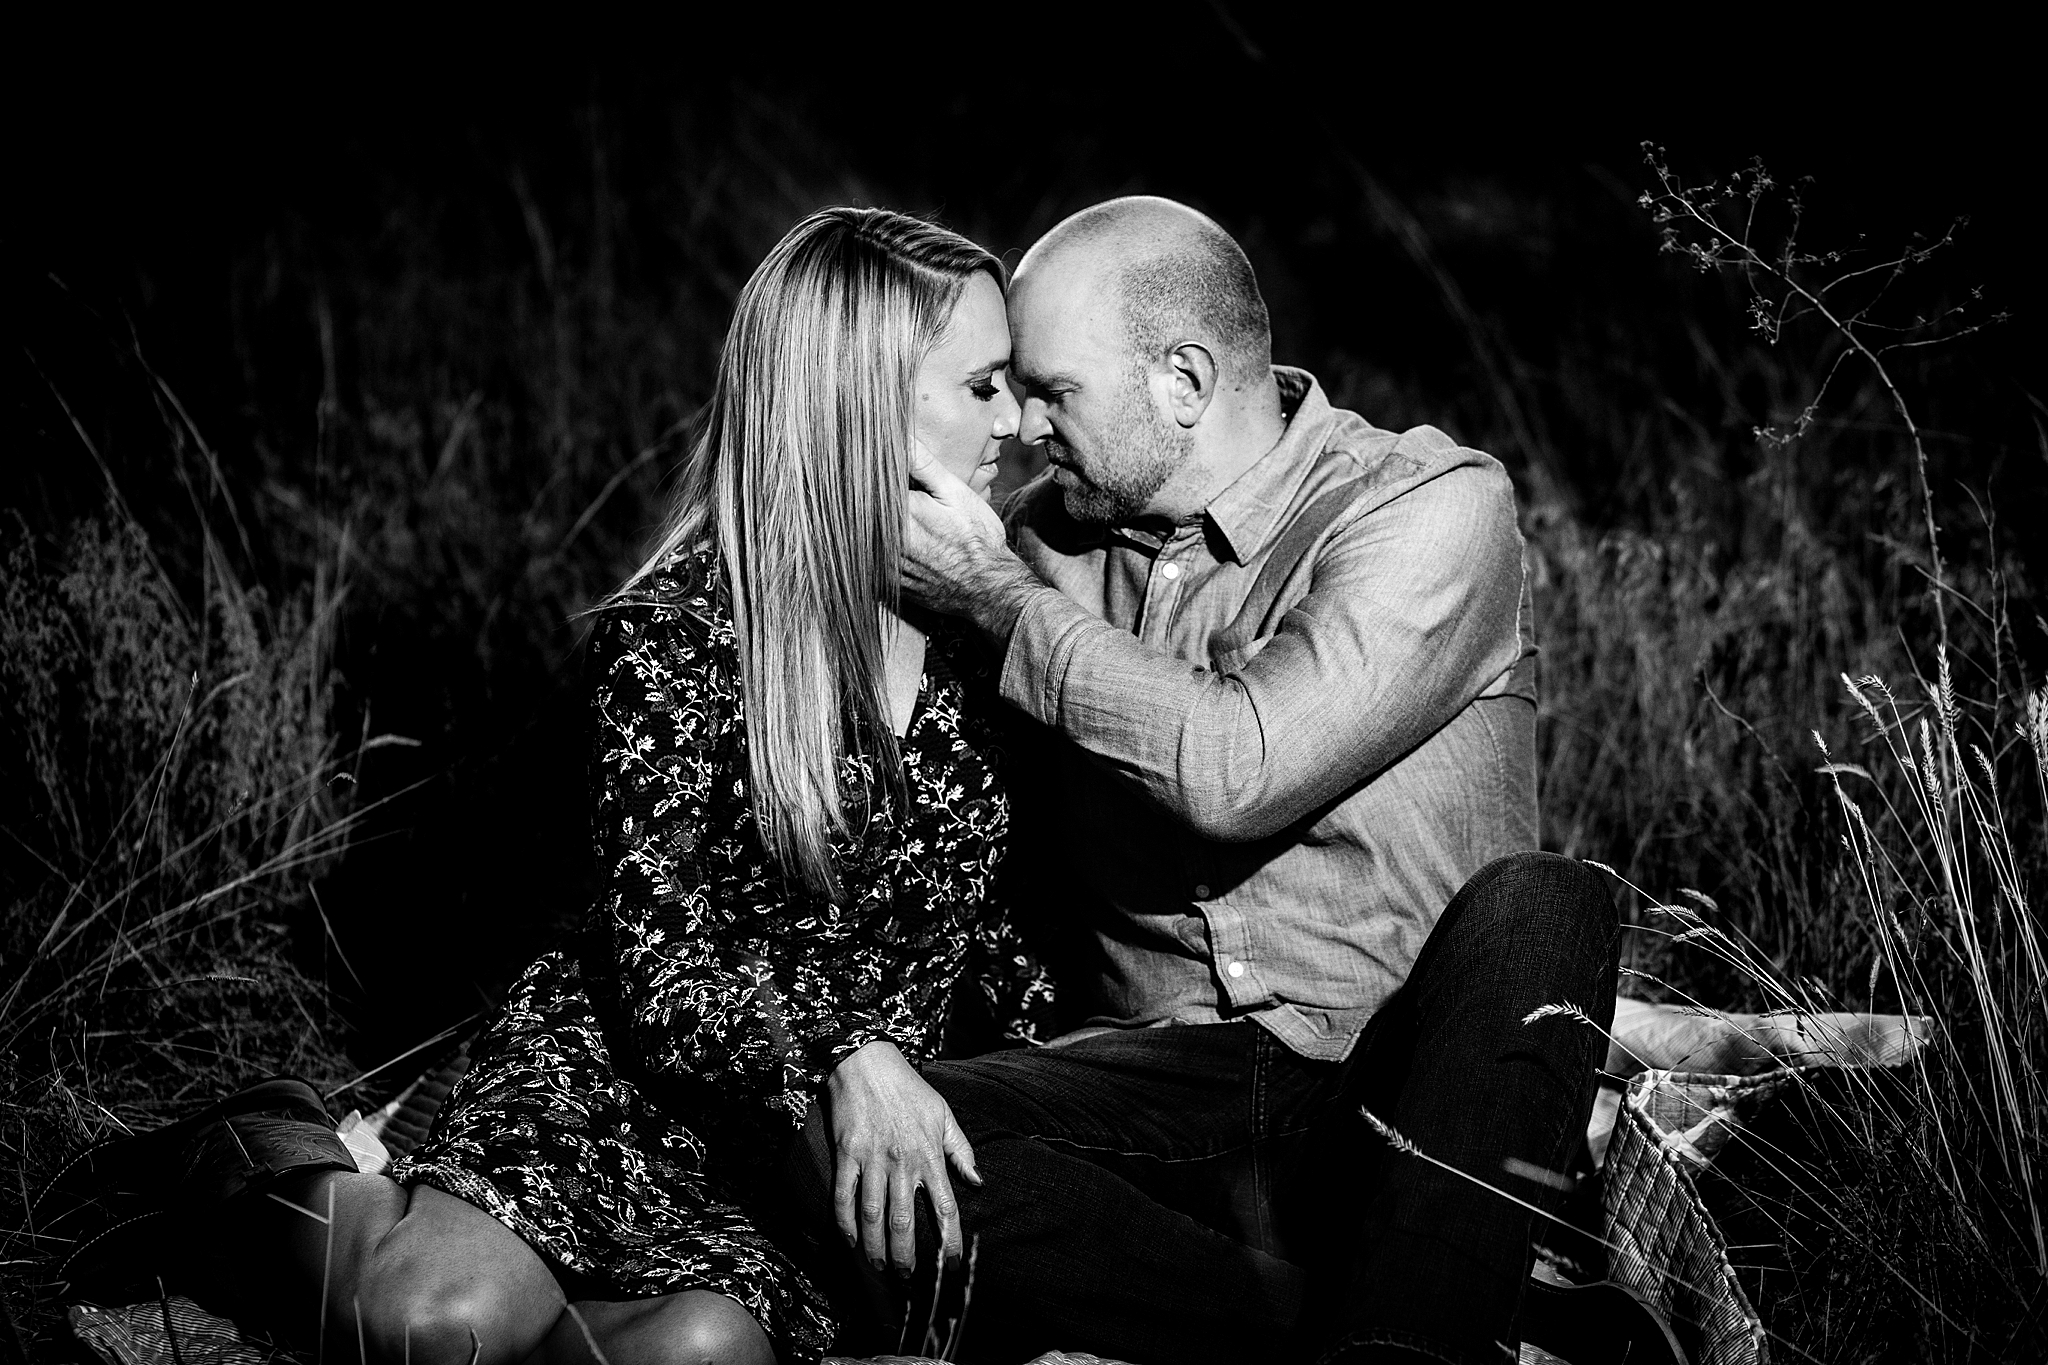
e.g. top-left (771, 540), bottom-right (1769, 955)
top-left (904, 442), bottom-right (1040, 638)
top-left (825, 1038), bottom-right (981, 1277)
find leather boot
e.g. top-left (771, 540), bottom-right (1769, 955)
top-left (37, 1077), bottom-right (358, 1298)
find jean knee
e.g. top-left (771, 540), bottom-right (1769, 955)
top-left (1534, 851), bottom-right (1616, 935)
top-left (1465, 851), bottom-right (1615, 939)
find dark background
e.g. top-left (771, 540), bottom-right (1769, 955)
top-left (9, 12), bottom-right (2042, 1068)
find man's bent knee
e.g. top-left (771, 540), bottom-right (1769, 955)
top-left (1459, 850), bottom-right (1615, 936)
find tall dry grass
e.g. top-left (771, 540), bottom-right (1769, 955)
top-left (0, 458), bottom-right (376, 1350)
top-left (1524, 154), bottom-right (2046, 1362)
top-left (5, 107), bottom-right (2041, 1363)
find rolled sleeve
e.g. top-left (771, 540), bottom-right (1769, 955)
top-left (997, 583), bottom-right (1107, 727)
top-left (1001, 462), bottom-right (1526, 843)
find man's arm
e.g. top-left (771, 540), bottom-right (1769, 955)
top-left (903, 447), bottom-right (1528, 843)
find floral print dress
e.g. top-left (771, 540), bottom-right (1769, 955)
top-left (393, 547), bottom-right (1054, 1361)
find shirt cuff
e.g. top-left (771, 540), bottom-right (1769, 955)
top-left (996, 586), bottom-right (1101, 726)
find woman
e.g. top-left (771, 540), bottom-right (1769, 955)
top-left (53, 207), bottom-right (1051, 1365)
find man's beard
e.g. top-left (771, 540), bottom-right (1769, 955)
top-left (1053, 379), bottom-right (1191, 525)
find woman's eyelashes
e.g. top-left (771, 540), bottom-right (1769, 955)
top-left (968, 366), bottom-right (1009, 402)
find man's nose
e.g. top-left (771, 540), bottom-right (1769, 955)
top-left (1018, 397), bottom-right (1053, 445)
top-left (991, 386), bottom-right (1021, 441)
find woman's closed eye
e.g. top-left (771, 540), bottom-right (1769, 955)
top-left (969, 371), bottom-right (1005, 403)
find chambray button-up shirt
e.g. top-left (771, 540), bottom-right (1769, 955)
top-left (999, 368), bottom-right (1538, 1062)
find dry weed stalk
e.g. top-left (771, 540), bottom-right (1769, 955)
top-left (1640, 145), bottom-right (2006, 653)
top-left (1610, 153), bottom-right (2044, 1361)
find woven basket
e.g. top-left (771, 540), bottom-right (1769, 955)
top-left (1602, 1070), bottom-right (1770, 1365)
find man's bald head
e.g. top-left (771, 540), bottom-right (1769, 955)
top-left (1006, 197), bottom-right (1284, 525)
top-left (1016, 196), bottom-right (1272, 390)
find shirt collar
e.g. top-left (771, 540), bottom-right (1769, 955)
top-left (1074, 367), bottom-right (1338, 563)
top-left (1199, 367), bottom-right (1336, 564)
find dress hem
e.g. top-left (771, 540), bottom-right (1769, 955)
top-left (393, 1155), bottom-right (826, 1362)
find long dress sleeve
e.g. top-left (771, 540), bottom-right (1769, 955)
top-left (589, 597), bottom-right (903, 1124)
top-left (964, 905), bottom-right (1059, 1047)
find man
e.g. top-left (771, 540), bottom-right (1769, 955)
top-left (900, 197), bottom-right (1618, 1365)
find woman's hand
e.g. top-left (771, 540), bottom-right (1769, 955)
top-left (825, 1039), bottom-right (981, 1277)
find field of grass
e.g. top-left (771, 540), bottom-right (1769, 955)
top-left (5, 62), bottom-right (2044, 1364)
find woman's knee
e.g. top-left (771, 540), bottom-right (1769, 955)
top-left (351, 1261), bottom-right (541, 1364)
top-left (350, 1190), bottom-right (565, 1364)
top-left (355, 1262), bottom-right (558, 1365)
top-left (593, 1291), bottom-right (774, 1365)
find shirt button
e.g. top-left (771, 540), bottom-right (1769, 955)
top-left (1226, 960), bottom-right (1247, 979)
top-left (1160, 562), bottom-right (1182, 581)
top-left (1193, 883), bottom-right (1212, 899)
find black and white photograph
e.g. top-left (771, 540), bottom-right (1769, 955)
top-left (5, 15), bottom-right (2042, 1365)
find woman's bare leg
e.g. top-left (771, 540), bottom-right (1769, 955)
top-left (253, 1171), bottom-right (773, 1365)
top-left (537, 1293), bottom-right (774, 1365)
top-left (256, 1170), bottom-right (565, 1364)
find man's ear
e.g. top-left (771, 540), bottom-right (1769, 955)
top-left (1160, 342), bottom-right (1219, 429)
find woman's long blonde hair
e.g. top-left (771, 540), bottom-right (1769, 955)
top-left (614, 207), bottom-right (1001, 897)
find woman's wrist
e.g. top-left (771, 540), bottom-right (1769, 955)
top-left (827, 1037), bottom-right (903, 1087)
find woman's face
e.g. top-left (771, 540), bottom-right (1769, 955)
top-left (913, 272), bottom-right (1018, 496)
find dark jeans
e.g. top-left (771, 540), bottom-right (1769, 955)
top-left (791, 852), bottom-right (1616, 1365)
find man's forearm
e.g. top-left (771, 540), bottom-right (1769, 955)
top-left (937, 542), bottom-right (1045, 647)
top-left (995, 461), bottom-right (1531, 841)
